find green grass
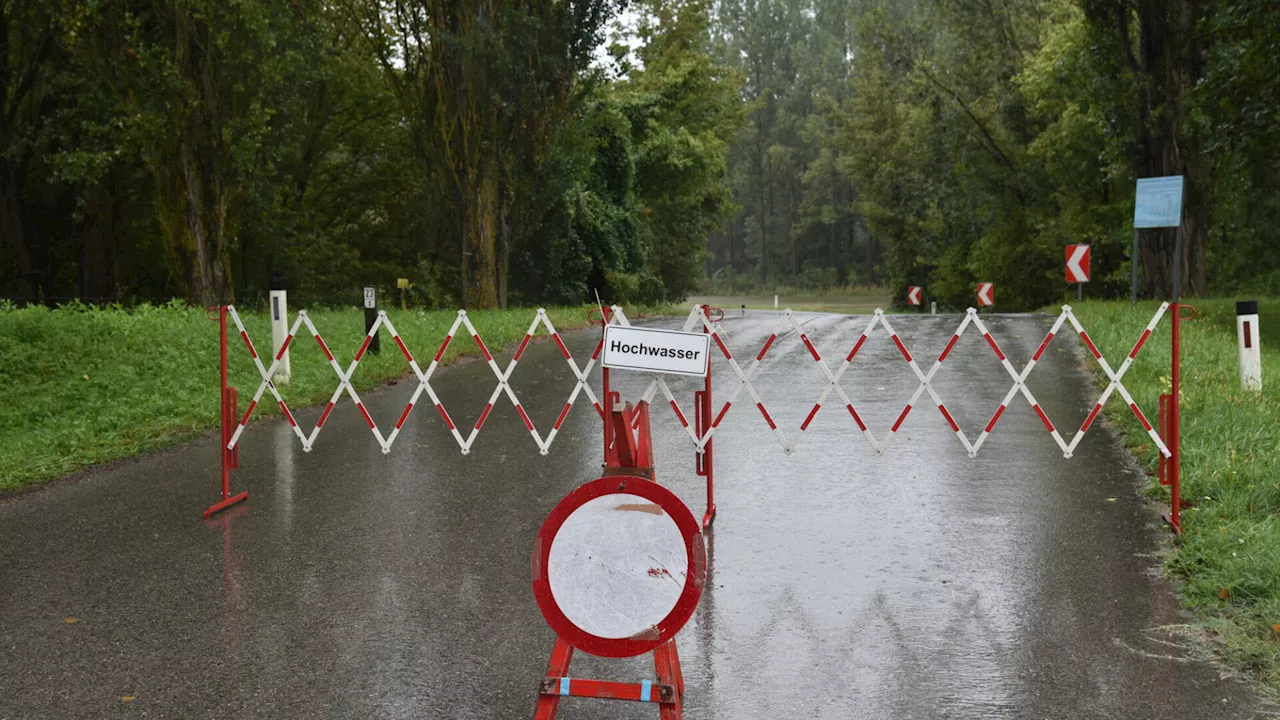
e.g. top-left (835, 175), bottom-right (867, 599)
top-left (0, 301), bottom-right (674, 492)
top-left (1072, 298), bottom-right (1280, 691)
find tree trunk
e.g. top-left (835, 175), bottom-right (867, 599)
top-left (179, 143), bottom-right (229, 305)
top-left (0, 158), bottom-right (35, 299)
top-left (78, 174), bottom-right (122, 302)
top-left (1132, 0), bottom-right (1206, 298)
top-left (465, 155), bottom-right (500, 309)
top-left (497, 176), bottom-right (510, 309)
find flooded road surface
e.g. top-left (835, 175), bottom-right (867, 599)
top-left (0, 310), bottom-right (1263, 718)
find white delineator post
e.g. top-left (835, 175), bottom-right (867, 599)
top-left (931, 301), bottom-right (937, 315)
top-left (269, 277), bottom-right (291, 384)
top-left (1237, 300), bottom-right (1261, 391)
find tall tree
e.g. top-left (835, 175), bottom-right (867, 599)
top-left (0, 0), bottom-right (69, 301)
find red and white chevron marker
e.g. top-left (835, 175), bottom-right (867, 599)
top-left (977, 282), bottom-right (994, 307)
top-left (1066, 244), bottom-right (1091, 283)
top-left (906, 286), bottom-right (923, 306)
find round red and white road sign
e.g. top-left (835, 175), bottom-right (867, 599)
top-left (532, 475), bottom-right (707, 658)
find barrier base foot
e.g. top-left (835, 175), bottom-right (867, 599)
top-left (702, 505), bottom-right (716, 531)
top-left (204, 491), bottom-right (249, 519)
top-left (533, 638), bottom-right (683, 719)
top-left (1161, 513), bottom-right (1182, 535)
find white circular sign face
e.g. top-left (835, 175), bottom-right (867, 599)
top-left (547, 493), bottom-right (689, 640)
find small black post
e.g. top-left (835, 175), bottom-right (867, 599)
top-left (363, 285), bottom-right (380, 355)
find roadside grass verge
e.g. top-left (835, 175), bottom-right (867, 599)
top-left (0, 301), bottom-right (673, 492)
top-left (1071, 298), bottom-right (1280, 692)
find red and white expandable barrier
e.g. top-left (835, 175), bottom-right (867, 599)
top-left (209, 300), bottom-right (1179, 524)
top-left (222, 306), bottom-right (603, 457)
top-left (216, 301), bottom-right (1175, 465)
top-left (633, 303), bottom-right (1172, 461)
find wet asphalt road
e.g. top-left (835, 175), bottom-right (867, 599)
top-left (0, 310), bottom-right (1264, 719)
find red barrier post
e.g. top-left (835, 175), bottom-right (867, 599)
top-left (1169, 303), bottom-right (1182, 532)
top-left (597, 307), bottom-right (615, 463)
top-left (698, 305), bottom-right (716, 530)
top-left (205, 305), bottom-right (249, 518)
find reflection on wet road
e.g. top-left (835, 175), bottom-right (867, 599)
top-left (0, 310), bottom-right (1262, 718)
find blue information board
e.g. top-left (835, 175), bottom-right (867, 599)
top-left (1134, 176), bottom-right (1184, 228)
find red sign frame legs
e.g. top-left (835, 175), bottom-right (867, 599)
top-left (533, 637), bottom-right (685, 719)
top-left (205, 306), bottom-right (248, 518)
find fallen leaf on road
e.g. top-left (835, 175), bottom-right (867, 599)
top-left (62, 618), bottom-right (79, 624)
top-left (120, 696), bottom-right (135, 702)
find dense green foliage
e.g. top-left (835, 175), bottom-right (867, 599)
top-left (706, 0), bottom-right (1280, 309)
top-left (5, 1), bottom-right (1277, 311)
top-left (0, 301), bottom-right (678, 491)
top-left (0, 0), bottom-right (742, 308)
top-left (1074, 299), bottom-right (1280, 691)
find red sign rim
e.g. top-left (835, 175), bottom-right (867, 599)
top-left (531, 475), bottom-right (707, 658)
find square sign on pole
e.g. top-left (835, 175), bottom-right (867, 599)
top-left (1134, 176), bottom-right (1184, 228)
top-left (976, 282), bottom-right (994, 307)
top-left (1132, 175), bottom-right (1185, 305)
top-left (1066, 244), bottom-right (1090, 283)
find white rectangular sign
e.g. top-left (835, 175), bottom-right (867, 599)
top-left (363, 286), bottom-right (376, 309)
top-left (1134, 176), bottom-right (1184, 228)
top-left (602, 325), bottom-right (711, 377)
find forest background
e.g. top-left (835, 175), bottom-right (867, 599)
top-left (1, 0), bottom-right (1277, 312)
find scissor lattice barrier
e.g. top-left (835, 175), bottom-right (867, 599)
top-left (225, 306), bottom-right (605, 456)
top-left (615, 304), bottom-right (1171, 460)
top-left (222, 303), bottom-right (1171, 461)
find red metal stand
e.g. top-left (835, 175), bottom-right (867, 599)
top-left (205, 306), bottom-right (248, 518)
top-left (533, 637), bottom-right (684, 719)
top-left (697, 305), bottom-right (717, 530)
top-left (533, 394), bottom-right (686, 719)
top-left (1165, 303), bottom-right (1194, 533)
top-left (1165, 303), bottom-right (1195, 533)
top-left (536, 343), bottom-right (682, 716)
